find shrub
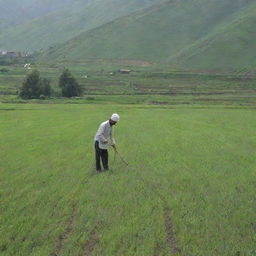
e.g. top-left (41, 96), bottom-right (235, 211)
top-left (0, 68), bottom-right (9, 72)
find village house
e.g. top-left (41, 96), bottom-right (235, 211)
top-left (6, 51), bottom-right (22, 57)
top-left (118, 69), bottom-right (131, 74)
top-left (0, 50), bottom-right (7, 56)
top-left (0, 50), bottom-right (22, 57)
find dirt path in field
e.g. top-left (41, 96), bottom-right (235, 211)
top-left (52, 202), bottom-right (78, 256)
top-left (156, 190), bottom-right (181, 255)
top-left (164, 206), bottom-right (181, 255)
top-left (82, 229), bottom-right (100, 256)
top-left (135, 172), bottom-right (182, 255)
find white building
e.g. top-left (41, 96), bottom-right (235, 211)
top-left (0, 50), bottom-right (7, 56)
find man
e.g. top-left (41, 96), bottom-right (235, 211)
top-left (94, 113), bottom-right (120, 172)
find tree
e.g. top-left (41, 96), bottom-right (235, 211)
top-left (40, 78), bottom-right (51, 97)
top-left (19, 70), bottom-right (51, 99)
top-left (59, 69), bottom-right (82, 97)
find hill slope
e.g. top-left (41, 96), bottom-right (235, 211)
top-left (40, 0), bottom-right (256, 70)
top-left (0, 0), bottom-right (165, 51)
top-left (170, 1), bottom-right (256, 69)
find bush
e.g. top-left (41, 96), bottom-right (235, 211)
top-left (59, 69), bottom-right (82, 97)
top-left (0, 68), bottom-right (9, 73)
top-left (19, 70), bottom-right (51, 99)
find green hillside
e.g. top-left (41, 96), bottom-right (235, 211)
top-left (39, 0), bottom-right (256, 70)
top-left (0, 0), bottom-right (165, 51)
top-left (170, 1), bottom-right (256, 70)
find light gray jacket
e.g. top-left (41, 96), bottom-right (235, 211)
top-left (94, 120), bottom-right (115, 149)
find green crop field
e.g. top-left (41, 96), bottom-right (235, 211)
top-left (1, 103), bottom-right (255, 256)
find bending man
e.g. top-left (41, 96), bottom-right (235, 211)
top-left (94, 113), bottom-right (120, 172)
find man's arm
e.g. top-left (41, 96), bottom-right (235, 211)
top-left (110, 129), bottom-right (116, 147)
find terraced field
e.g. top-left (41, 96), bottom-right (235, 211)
top-left (1, 64), bottom-right (256, 106)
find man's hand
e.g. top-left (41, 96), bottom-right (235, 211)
top-left (112, 144), bottom-right (117, 151)
top-left (103, 140), bottom-right (108, 144)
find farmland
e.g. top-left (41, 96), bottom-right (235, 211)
top-left (1, 62), bottom-right (256, 106)
top-left (1, 59), bottom-right (256, 256)
top-left (1, 102), bottom-right (256, 256)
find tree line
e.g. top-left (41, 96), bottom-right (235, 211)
top-left (19, 69), bottom-right (82, 99)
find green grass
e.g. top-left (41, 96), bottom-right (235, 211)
top-left (1, 103), bottom-right (255, 255)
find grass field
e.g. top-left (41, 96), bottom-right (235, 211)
top-left (1, 103), bottom-right (255, 256)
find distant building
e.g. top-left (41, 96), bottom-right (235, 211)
top-left (118, 69), bottom-right (131, 74)
top-left (0, 50), bottom-right (25, 57)
top-left (0, 50), bottom-right (7, 56)
top-left (6, 51), bottom-right (22, 57)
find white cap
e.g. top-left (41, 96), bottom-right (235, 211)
top-left (111, 113), bottom-right (120, 122)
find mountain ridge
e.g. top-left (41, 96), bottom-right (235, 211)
top-left (0, 0), bottom-right (166, 51)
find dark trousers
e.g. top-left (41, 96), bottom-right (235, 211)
top-left (95, 141), bottom-right (109, 171)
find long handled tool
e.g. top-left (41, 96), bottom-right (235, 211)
top-left (114, 149), bottom-right (129, 166)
